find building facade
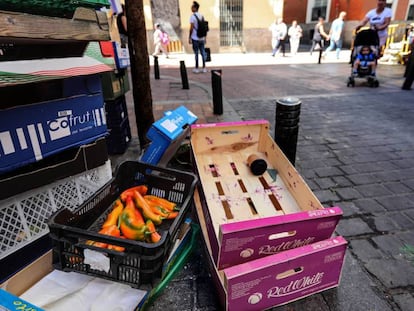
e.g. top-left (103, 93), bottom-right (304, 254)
top-left (145, 0), bottom-right (414, 53)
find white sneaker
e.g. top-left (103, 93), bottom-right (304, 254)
top-left (192, 68), bottom-right (200, 73)
top-left (202, 68), bottom-right (208, 73)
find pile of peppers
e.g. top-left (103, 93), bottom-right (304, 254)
top-left (86, 185), bottom-right (179, 251)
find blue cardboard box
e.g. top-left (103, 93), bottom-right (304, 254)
top-left (0, 93), bottom-right (107, 174)
top-left (113, 41), bottom-right (130, 69)
top-left (140, 106), bottom-right (197, 165)
top-left (0, 288), bottom-right (43, 311)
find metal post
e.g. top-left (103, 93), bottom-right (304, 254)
top-left (180, 60), bottom-right (189, 89)
top-left (274, 97), bottom-right (301, 166)
top-left (211, 69), bottom-right (223, 115)
top-left (154, 56), bottom-right (160, 80)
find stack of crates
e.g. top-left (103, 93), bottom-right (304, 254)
top-left (0, 74), bottom-right (112, 282)
top-left (101, 70), bottom-right (131, 154)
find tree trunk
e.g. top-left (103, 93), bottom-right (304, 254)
top-left (125, 0), bottom-right (154, 148)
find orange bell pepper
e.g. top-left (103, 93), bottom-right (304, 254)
top-left (144, 195), bottom-right (177, 212)
top-left (108, 236), bottom-right (126, 252)
top-left (145, 200), bottom-right (170, 216)
top-left (165, 211), bottom-right (179, 219)
top-left (87, 224), bottom-right (121, 249)
top-left (120, 197), bottom-right (147, 240)
top-left (133, 190), bottom-right (164, 225)
top-left (120, 185), bottom-right (148, 202)
top-left (145, 200), bottom-right (179, 219)
top-left (146, 219), bottom-right (161, 243)
top-left (102, 199), bottom-right (124, 228)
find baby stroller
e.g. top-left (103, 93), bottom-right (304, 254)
top-left (347, 29), bottom-right (380, 87)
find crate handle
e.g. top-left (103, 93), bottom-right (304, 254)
top-left (276, 266), bottom-right (304, 280)
top-left (268, 230), bottom-right (296, 240)
top-left (143, 168), bottom-right (177, 182)
top-left (221, 130), bottom-right (239, 135)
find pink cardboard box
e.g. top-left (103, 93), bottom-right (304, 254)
top-left (224, 236), bottom-right (347, 311)
top-left (190, 120), bottom-right (343, 269)
top-left (194, 189), bottom-right (347, 311)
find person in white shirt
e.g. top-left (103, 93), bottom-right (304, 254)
top-left (152, 23), bottom-right (169, 57)
top-left (269, 18), bottom-right (287, 57)
top-left (288, 20), bottom-right (303, 55)
top-left (356, 0), bottom-right (392, 56)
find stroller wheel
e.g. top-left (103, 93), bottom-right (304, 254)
top-left (347, 77), bottom-right (355, 87)
top-left (373, 80), bottom-right (379, 88)
top-left (367, 77), bottom-right (375, 87)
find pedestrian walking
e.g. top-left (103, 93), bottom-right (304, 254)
top-left (152, 23), bottom-right (169, 58)
top-left (310, 16), bottom-right (329, 55)
top-left (189, 1), bottom-right (207, 73)
top-left (323, 11), bottom-right (346, 59)
top-left (356, 0), bottom-right (392, 57)
top-left (288, 20), bottom-right (303, 55)
top-left (269, 18), bottom-right (287, 57)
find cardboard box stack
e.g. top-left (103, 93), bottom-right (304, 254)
top-left (190, 120), bottom-right (347, 310)
top-left (0, 72), bottom-right (112, 282)
top-left (0, 6), bottom-right (113, 282)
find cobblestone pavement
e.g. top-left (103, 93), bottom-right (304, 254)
top-left (115, 51), bottom-right (414, 311)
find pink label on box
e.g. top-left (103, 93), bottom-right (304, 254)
top-left (217, 207), bottom-right (342, 269)
top-left (224, 236), bottom-right (347, 311)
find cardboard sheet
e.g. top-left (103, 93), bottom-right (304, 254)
top-left (21, 270), bottom-right (146, 311)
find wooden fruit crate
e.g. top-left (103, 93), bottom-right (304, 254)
top-left (190, 120), bottom-right (342, 269)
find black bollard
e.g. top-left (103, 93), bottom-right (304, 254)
top-left (180, 60), bottom-right (189, 89)
top-left (211, 69), bottom-right (223, 115)
top-left (402, 43), bottom-right (414, 90)
top-left (274, 97), bottom-right (301, 166)
top-left (154, 56), bottom-right (160, 80)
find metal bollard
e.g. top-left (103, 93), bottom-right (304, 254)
top-left (211, 69), bottom-right (223, 115)
top-left (274, 97), bottom-right (301, 166)
top-left (180, 60), bottom-right (189, 89)
top-left (154, 56), bottom-right (160, 80)
top-left (318, 48), bottom-right (323, 64)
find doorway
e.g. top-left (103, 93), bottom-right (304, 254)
top-left (219, 0), bottom-right (243, 49)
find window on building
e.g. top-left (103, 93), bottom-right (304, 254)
top-left (408, 1), bottom-right (414, 20)
top-left (219, 0), bottom-right (243, 47)
top-left (311, 0), bottom-right (328, 21)
top-left (408, 5), bottom-right (414, 20)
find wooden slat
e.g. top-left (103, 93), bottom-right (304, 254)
top-left (195, 149), bottom-right (299, 226)
top-left (262, 133), bottom-right (323, 211)
top-left (0, 9), bottom-right (110, 41)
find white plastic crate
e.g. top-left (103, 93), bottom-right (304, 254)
top-left (0, 160), bottom-right (112, 259)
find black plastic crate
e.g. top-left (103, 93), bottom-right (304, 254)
top-left (106, 117), bottom-right (131, 154)
top-left (48, 161), bottom-right (198, 288)
top-left (105, 95), bottom-right (128, 128)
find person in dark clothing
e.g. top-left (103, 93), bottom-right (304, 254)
top-left (117, 5), bottom-right (128, 46)
top-left (310, 16), bottom-right (329, 55)
top-left (189, 1), bottom-right (207, 73)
